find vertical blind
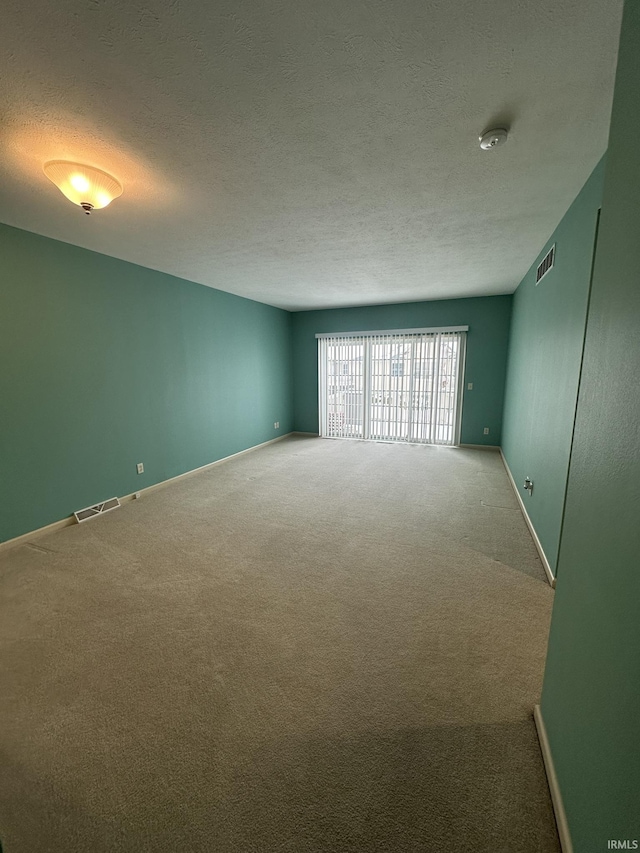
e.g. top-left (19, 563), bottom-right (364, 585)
top-left (317, 328), bottom-right (467, 446)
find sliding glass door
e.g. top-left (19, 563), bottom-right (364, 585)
top-left (318, 328), bottom-right (466, 446)
top-left (322, 336), bottom-right (365, 439)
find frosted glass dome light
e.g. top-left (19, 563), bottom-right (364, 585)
top-left (43, 161), bottom-right (123, 214)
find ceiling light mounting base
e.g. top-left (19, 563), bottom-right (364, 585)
top-left (479, 127), bottom-right (509, 150)
top-left (80, 202), bottom-right (94, 215)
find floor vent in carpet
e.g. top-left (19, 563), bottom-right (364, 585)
top-left (74, 497), bottom-right (121, 523)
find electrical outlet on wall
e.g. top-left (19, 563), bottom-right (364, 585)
top-left (136, 462), bottom-right (144, 474)
top-left (274, 421), bottom-right (280, 429)
top-left (483, 428), bottom-right (490, 435)
top-left (467, 382), bottom-right (473, 390)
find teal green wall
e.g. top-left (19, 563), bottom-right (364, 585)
top-left (291, 296), bottom-right (512, 445)
top-left (0, 223), bottom-right (293, 543)
top-left (540, 3), bottom-right (640, 850)
top-left (501, 159), bottom-right (605, 574)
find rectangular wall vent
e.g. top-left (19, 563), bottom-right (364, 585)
top-left (74, 497), bottom-right (120, 523)
top-left (536, 244), bottom-right (556, 284)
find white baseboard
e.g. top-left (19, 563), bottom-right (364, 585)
top-left (534, 705), bottom-right (573, 853)
top-left (0, 515), bottom-right (77, 552)
top-left (459, 443), bottom-right (500, 451)
top-left (0, 432), bottom-right (294, 553)
top-left (117, 433), bottom-right (293, 504)
top-left (291, 431), bottom-right (319, 437)
top-left (500, 449), bottom-right (556, 588)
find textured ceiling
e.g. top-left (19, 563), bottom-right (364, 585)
top-left (0, 0), bottom-right (623, 310)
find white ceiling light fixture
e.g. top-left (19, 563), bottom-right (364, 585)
top-left (479, 127), bottom-right (509, 150)
top-left (43, 161), bottom-right (123, 214)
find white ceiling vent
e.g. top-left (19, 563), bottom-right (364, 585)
top-left (74, 497), bottom-right (120, 523)
top-left (536, 244), bottom-right (556, 284)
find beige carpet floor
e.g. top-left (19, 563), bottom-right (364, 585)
top-left (0, 436), bottom-right (559, 852)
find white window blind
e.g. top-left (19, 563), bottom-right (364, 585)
top-left (318, 329), bottom-right (466, 446)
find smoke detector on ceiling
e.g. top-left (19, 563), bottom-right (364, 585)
top-left (479, 127), bottom-right (509, 150)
